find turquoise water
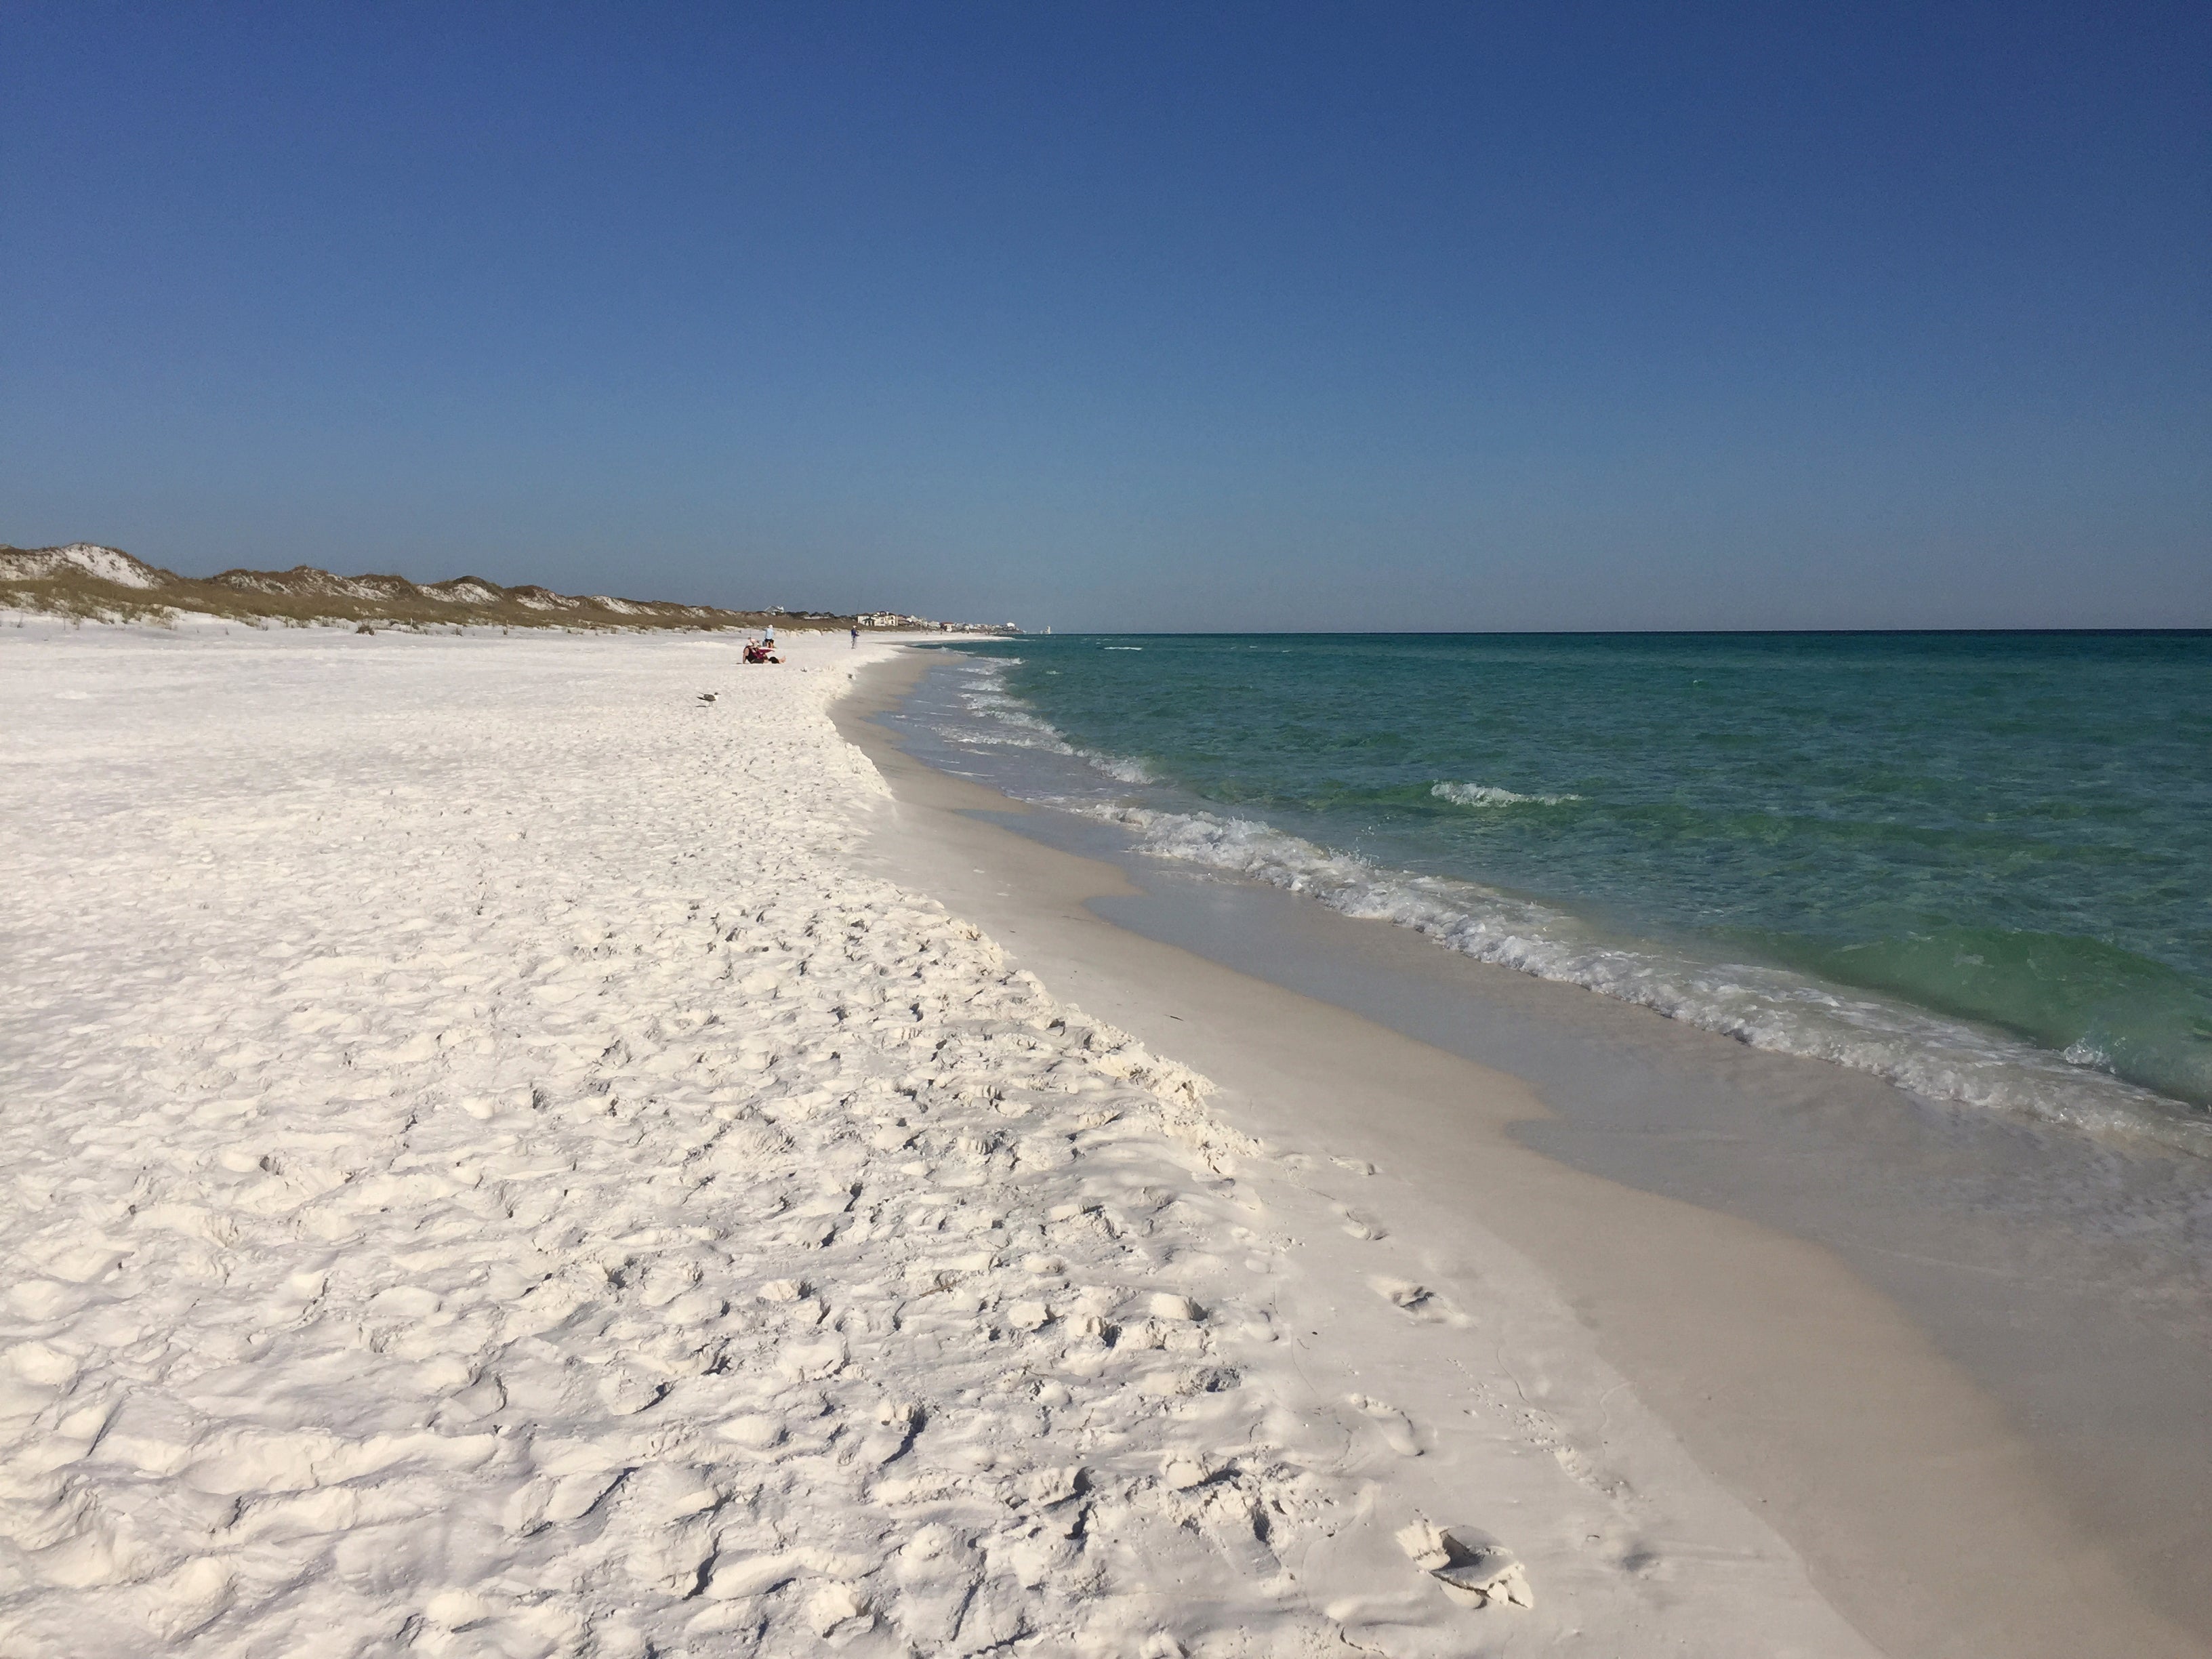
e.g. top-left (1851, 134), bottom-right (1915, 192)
top-left (917, 632), bottom-right (2212, 1149)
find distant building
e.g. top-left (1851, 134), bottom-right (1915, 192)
top-left (855, 611), bottom-right (1021, 635)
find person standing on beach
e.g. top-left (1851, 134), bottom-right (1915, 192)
top-left (850, 626), bottom-right (859, 647)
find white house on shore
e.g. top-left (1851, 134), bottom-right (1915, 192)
top-left (856, 612), bottom-right (1020, 634)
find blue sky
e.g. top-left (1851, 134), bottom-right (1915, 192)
top-left (4, 2), bottom-right (2205, 629)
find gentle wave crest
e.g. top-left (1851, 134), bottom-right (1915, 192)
top-left (1431, 781), bottom-right (1581, 808)
top-left (935, 657), bottom-right (1156, 784)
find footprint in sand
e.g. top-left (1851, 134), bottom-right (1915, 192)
top-left (1347, 1393), bottom-right (1421, 1457)
top-left (1395, 1518), bottom-right (1534, 1610)
top-left (1330, 1202), bottom-right (1386, 1241)
top-left (858, 1399), bottom-right (924, 1465)
top-left (1367, 1274), bottom-right (1470, 1327)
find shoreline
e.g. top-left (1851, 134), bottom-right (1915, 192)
top-left (838, 644), bottom-right (2211, 1658)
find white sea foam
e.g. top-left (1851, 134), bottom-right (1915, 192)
top-left (1432, 781), bottom-right (1581, 808)
top-left (1096, 805), bottom-right (2209, 1156)
top-left (928, 656), bottom-right (1155, 784)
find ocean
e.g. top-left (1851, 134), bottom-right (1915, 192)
top-left (901, 632), bottom-right (2212, 1155)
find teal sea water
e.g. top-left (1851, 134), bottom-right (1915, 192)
top-left (912, 632), bottom-right (2212, 1151)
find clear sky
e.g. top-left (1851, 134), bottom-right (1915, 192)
top-left (4, 2), bottom-right (2206, 630)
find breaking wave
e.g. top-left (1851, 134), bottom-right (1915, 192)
top-left (1090, 804), bottom-right (2211, 1156)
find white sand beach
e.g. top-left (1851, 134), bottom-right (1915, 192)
top-left (0, 624), bottom-right (2179, 1658)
